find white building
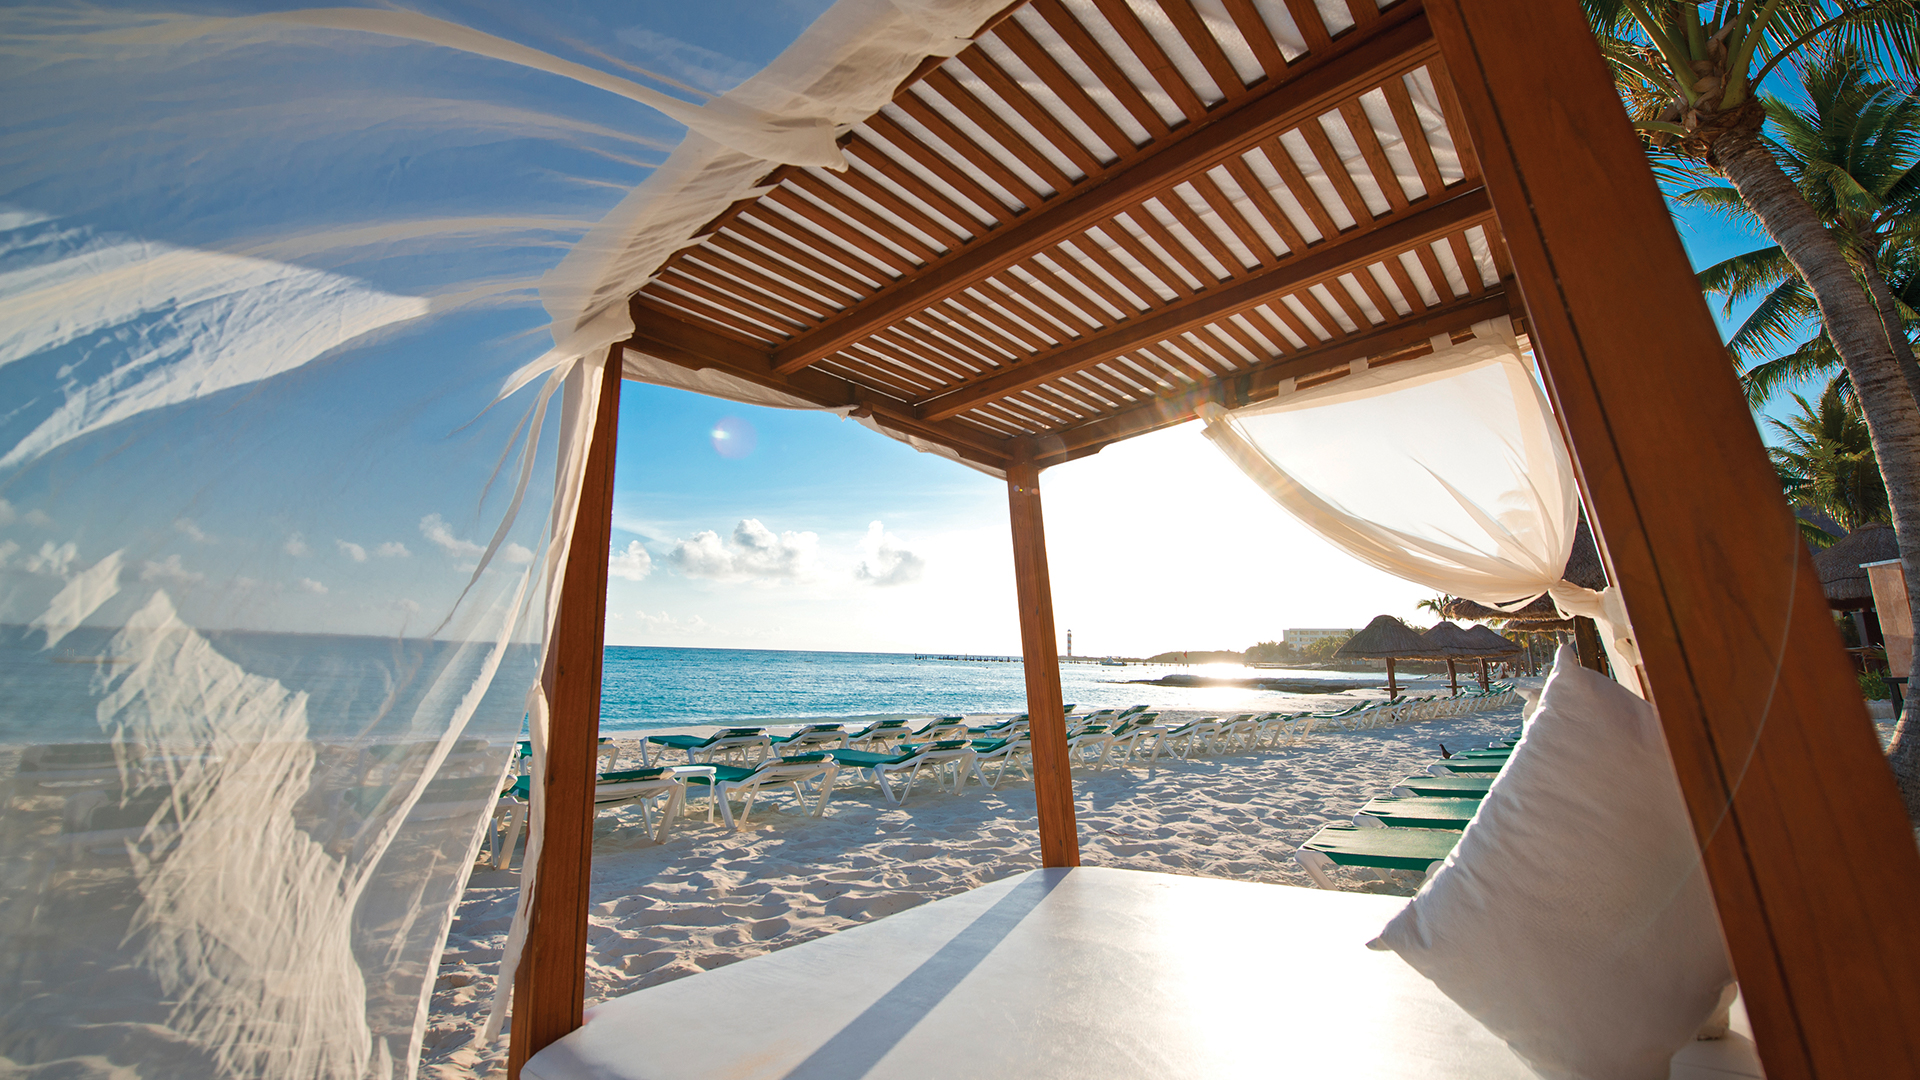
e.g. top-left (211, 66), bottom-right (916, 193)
top-left (1284, 628), bottom-right (1357, 649)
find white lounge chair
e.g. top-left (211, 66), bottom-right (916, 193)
top-left (683, 755), bottom-right (839, 831)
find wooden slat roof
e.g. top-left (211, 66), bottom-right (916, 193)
top-left (624, 0), bottom-right (1514, 472)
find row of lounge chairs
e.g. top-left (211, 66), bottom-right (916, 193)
top-left (1292, 738), bottom-right (1517, 889)
top-left (486, 692), bottom-right (1524, 867)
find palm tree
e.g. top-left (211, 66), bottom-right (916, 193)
top-left (1770, 377), bottom-right (1891, 529)
top-left (1586, 3), bottom-right (1920, 816)
top-left (1684, 49), bottom-right (1920, 406)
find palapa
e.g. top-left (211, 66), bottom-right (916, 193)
top-left (1335, 615), bottom-right (1435, 698)
top-left (1813, 523), bottom-right (1896, 610)
top-left (1460, 623), bottom-right (1524, 690)
top-left (1420, 621), bottom-right (1482, 694)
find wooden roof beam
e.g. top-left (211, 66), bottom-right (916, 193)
top-left (624, 299), bottom-right (1012, 470)
top-left (767, 7), bottom-right (1437, 375)
top-left (921, 183), bottom-right (1491, 421)
top-left (1033, 287), bottom-right (1512, 467)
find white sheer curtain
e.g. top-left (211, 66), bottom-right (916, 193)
top-left (1198, 316), bottom-right (1642, 689)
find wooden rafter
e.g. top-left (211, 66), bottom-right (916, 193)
top-left (1035, 288), bottom-right (1512, 466)
top-left (766, 9), bottom-right (1437, 374)
top-left (920, 184), bottom-right (1491, 421)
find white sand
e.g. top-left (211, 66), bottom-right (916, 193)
top-left (421, 699), bottom-right (1530, 1078)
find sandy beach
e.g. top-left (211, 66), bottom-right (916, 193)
top-left (422, 697), bottom-right (1532, 1077)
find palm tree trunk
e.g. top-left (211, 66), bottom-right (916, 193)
top-left (1715, 127), bottom-right (1920, 820)
top-left (1862, 261), bottom-right (1920, 405)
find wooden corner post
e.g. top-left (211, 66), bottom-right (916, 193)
top-left (1006, 445), bottom-right (1081, 868)
top-left (1425, 1), bottom-right (1920, 1075)
top-left (508, 350), bottom-right (623, 1077)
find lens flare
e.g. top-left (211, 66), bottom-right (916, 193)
top-left (709, 416), bottom-right (757, 459)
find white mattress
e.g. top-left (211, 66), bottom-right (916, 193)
top-left (524, 866), bottom-right (1763, 1079)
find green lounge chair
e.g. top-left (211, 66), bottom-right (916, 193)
top-left (828, 739), bottom-right (983, 805)
top-left (1353, 796), bottom-right (1483, 830)
top-left (768, 724), bottom-right (848, 752)
top-left (845, 719), bottom-right (914, 750)
top-left (1390, 774), bottom-right (1495, 798)
top-left (680, 754), bottom-right (839, 831)
top-left (968, 733), bottom-right (1031, 787)
top-left (641, 727), bottom-right (770, 767)
top-left (493, 765), bottom-right (691, 866)
top-left (1427, 757), bottom-right (1507, 775)
top-left (1294, 822), bottom-right (1460, 889)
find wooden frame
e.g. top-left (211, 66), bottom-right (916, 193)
top-left (508, 1), bottom-right (1920, 1074)
top-left (507, 354), bottom-right (622, 1077)
top-left (1427, 0), bottom-right (1920, 1073)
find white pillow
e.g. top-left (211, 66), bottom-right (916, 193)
top-left (1370, 645), bottom-right (1733, 1079)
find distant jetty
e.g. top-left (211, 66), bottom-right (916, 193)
top-left (915, 653), bottom-right (1019, 663)
top-left (1126, 672), bottom-right (1426, 694)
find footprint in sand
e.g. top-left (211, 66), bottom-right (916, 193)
top-left (824, 891), bottom-right (924, 920)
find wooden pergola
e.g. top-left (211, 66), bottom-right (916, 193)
top-left (512, 1), bottom-right (1920, 1076)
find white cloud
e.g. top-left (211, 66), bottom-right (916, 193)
top-left (284, 532), bottom-right (310, 556)
top-left (375, 541), bottom-right (411, 558)
top-left (633, 609), bottom-right (711, 636)
top-left (298, 577), bottom-right (328, 594)
top-left (666, 519), bottom-right (817, 582)
top-left (336, 539), bottom-right (368, 562)
top-left (24, 541), bottom-right (78, 577)
top-left (503, 542), bottom-right (534, 564)
top-left (140, 554), bottom-right (205, 586)
top-left (1, 500), bottom-right (52, 528)
top-left (0, 539), bottom-right (18, 567)
top-left (610, 540), bottom-right (653, 581)
top-left (175, 518), bottom-right (214, 544)
top-left (854, 520), bottom-right (925, 586)
top-left (420, 514), bottom-right (484, 558)
top-left (394, 598), bottom-right (420, 614)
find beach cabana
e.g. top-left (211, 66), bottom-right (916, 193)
top-left (1335, 614), bottom-right (1435, 698)
top-left (4, 0), bottom-right (1917, 1076)
top-left (1815, 523), bottom-right (1897, 653)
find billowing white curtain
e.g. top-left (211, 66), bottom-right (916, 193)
top-left (1197, 316), bottom-right (1642, 688)
top-left (0, 1), bottom-right (1009, 1077)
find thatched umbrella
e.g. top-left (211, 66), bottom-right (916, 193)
top-left (1334, 615), bottom-right (1435, 697)
top-left (1420, 621), bottom-right (1483, 693)
top-left (1460, 623), bottom-right (1524, 688)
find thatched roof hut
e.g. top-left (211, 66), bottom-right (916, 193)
top-left (1813, 523), bottom-right (1897, 611)
top-left (1420, 620), bottom-right (1484, 657)
top-left (1336, 615), bottom-right (1435, 697)
top-left (1441, 513), bottom-right (1605, 628)
top-left (1335, 615), bottom-right (1434, 659)
top-left (1461, 624), bottom-right (1524, 656)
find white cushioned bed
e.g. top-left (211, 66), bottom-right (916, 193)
top-left (524, 867), bottom-right (1763, 1079)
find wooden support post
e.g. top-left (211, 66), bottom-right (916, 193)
top-left (1445, 657), bottom-right (1457, 694)
top-left (1477, 658), bottom-right (1490, 691)
top-left (508, 354), bottom-right (622, 1078)
top-left (1426, 1), bottom-right (1920, 1075)
top-left (1007, 447), bottom-right (1080, 868)
top-left (1386, 657), bottom-right (1398, 697)
top-left (1571, 616), bottom-right (1605, 674)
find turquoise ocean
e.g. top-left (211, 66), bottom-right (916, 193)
top-left (598, 646), bottom-right (1411, 732)
top-left (0, 628), bottom-right (1424, 742)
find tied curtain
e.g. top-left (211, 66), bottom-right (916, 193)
top-left (1197, 316), bottom-right (1643, 690)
